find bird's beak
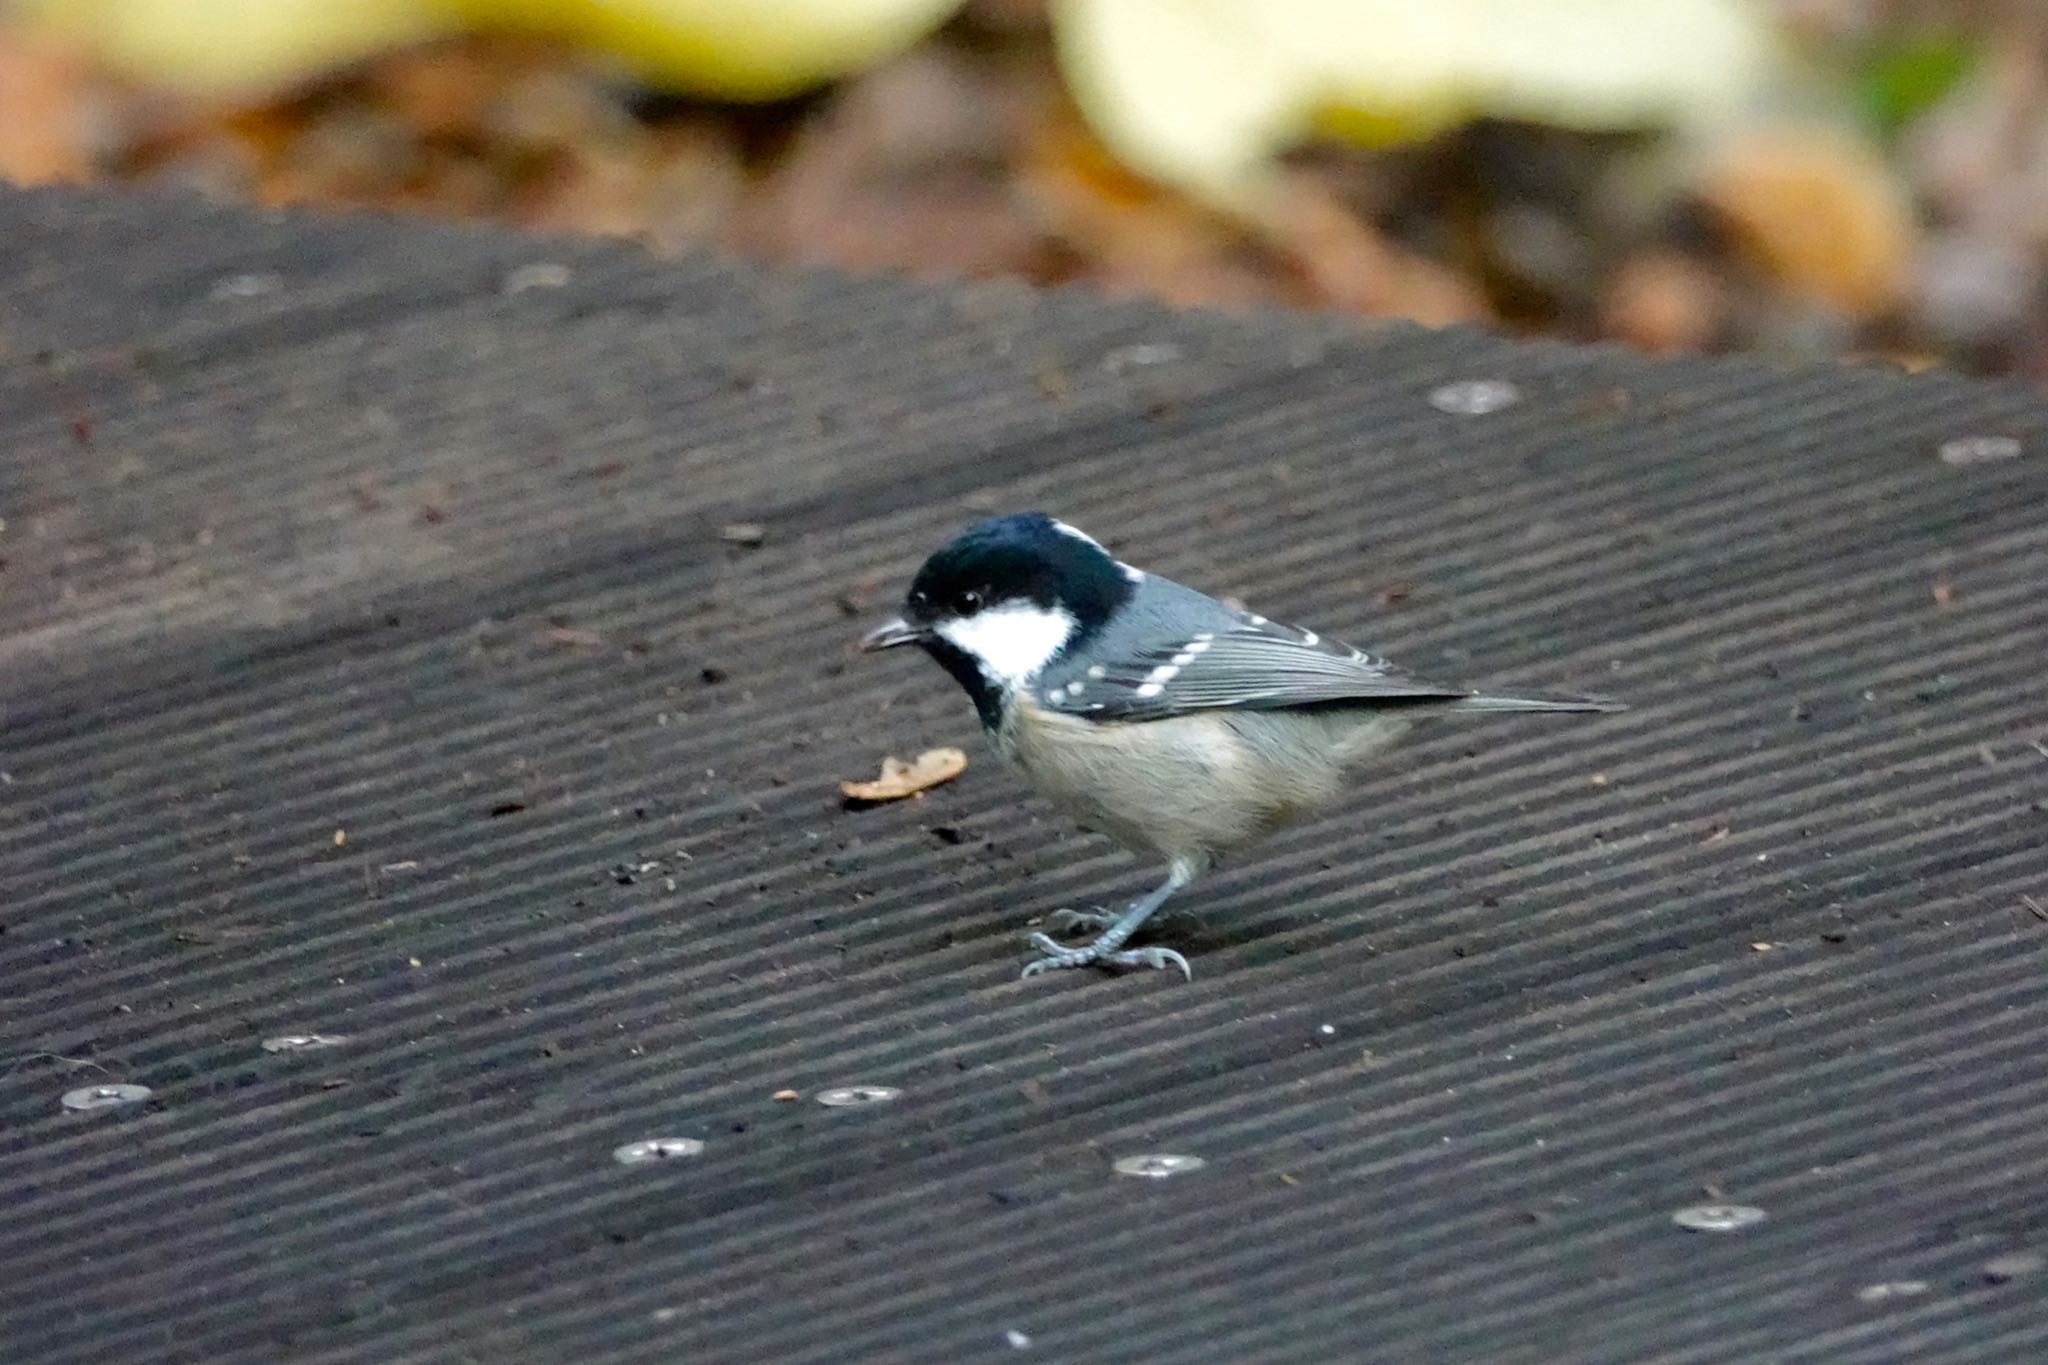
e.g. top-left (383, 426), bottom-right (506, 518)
top-left (860, 617), bottom-right (927, 652)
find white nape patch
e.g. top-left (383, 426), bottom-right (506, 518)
top-left (1052, 520), bottom-right (1107, 552)
top-left (935, 602), bottom-right (1077, 688)
top-left (1247, 614), bottom-right (1268, 626)
top-left (1301, 630), bottom-right (1319, 646)
top-left (1052, 520), bottom-right (1145, 582)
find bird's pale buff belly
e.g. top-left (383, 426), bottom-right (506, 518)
top-left (996, 698), bottom-right (1411, 867)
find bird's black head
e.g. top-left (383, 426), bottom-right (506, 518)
top-left (904, 513), bottom-right (1134, 633)
top-left (861, 513), bottom-right (1137, 725)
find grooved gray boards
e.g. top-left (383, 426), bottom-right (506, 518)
top-left (2, 183), bottom-right (2045, 1365)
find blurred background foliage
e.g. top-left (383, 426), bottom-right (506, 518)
top-left (0, 0), bottom-right (2041, 378)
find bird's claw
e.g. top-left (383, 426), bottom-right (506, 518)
top-left (1023, 931), bottom-right (1067, 960)
top-left (1115, 947), bottom-right (1193, 980)
top-left (1020, 933), bottom-right (1192, 981)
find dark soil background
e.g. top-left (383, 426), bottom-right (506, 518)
top-left (2, 1), bottom-right (2043, 378)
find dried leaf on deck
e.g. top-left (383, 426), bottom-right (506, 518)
top-left (841, 748), bottom-right (968, 802)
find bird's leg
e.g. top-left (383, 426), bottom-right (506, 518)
top-left (1043, 908), bottom-right (1118, 934)
top-left (1023, 861), bottom-right (1200, 980)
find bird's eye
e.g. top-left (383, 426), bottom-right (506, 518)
top-left (957, 589), bottom-right (983, 614)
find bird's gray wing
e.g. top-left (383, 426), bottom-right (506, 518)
top-left (1038, 617), bottom-right (1467, 722)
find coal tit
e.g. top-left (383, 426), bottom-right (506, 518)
top-left (862, 513), bottom-right (1622, 981)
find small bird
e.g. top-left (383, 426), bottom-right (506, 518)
top-left (861, 513), bottom-right (1622, 980)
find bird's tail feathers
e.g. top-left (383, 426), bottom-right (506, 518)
top-left (1452, 691), bottom-right (1627, 715)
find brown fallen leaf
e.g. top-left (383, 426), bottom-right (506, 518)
top-left (1602, 250), bottom-right (1726, 355)
top-left (0, 30), bottom-right (96, 187)
top-left (1019, 118), bottom-right (1282, 309)
top-left (1254, 174), bottom-right (1489, 326)
top-left (1696, 128), bottom-right (1914, 319)
top-left (841, 748), bottom-right (968, 802)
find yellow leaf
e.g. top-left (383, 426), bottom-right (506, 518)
top-left (20, 0), bottom-right (459, 95)
top-left (27, 0), bottom-right (963, 101)
top-left (1053, 0), bottom-right (1781, 201)
top-left (453, 0), bottom-right (964, 100)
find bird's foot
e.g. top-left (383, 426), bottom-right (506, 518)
top-left (1042, 908), bottom-right (1118, 935)
top-left (1020, 932), bottom-right (1191, 981)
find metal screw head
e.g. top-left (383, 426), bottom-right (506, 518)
top-left (1429, 379), bottom-right (1521, 415)
top-left (1113, 1153), bottom-right (1206, 1179)
top-left (503, 262), bottom-right (573, 294)
top-left (61, 1083), bottom-right (152, 1113)
top-left (1102, 342), bottom-right (1182, 372)
top-left (815, 1085), bottom-right (901, 1107)
top-left (1671, 1202), bottom-right (1766, 1232)
top-left (613, 1138), bottom-right (705, 1164)
top-left (1938, 435), bottom-right (2021, 466)
top-left (262, 1034), bottom-right (347, 1053)
top-left (208, 272), bottom-right (282, 301)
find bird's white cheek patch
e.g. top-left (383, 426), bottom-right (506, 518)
top-left (936, 604), bottom-right (1077, 687)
